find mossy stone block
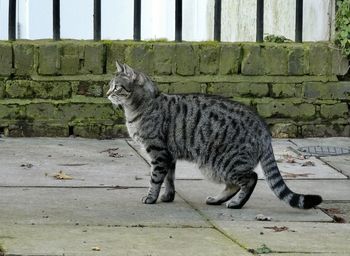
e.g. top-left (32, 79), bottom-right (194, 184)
top-left (61, 55), bottom-right (80, 75)
top-left (170, 82), bottom-right (205, 93)
top-left (304, 82), bottom-right (350, 100)
top-left (106, 42), bottom-right (127, 73)
top-left (101, 124), bottom-right (128, 138)
top-left (219, 44), bottom-right (241, 75)
top-left (73, 124), bottom-right (101, 138)
top-left (125, 44), bottom-right (154, 74)
top-left (302, 124), bottom-right (350, 137)
top-left (0, 42), bottom-right (13, 76)
top-left (210, 83), bottom-right (268, 97)
top-left (30, 81), bottom-right (71, 99)
top-left (320, 103), bottom-right (348, 119)
top-left (26, 103), bottom-right (57, 120)
top-left (331, 47), bottom-right (349, 76)
top-left (0, 80), bottom-right (5, 98)
top-left (199, 45), bottom-right (219, 75)
top-left (263, 45), bottom-right (288, 75)
top-left (271, 123), bottom-right (298, 138)
top-left (309, 44), bottom-right (331, 75)
top-left (0, 104), bottom-right (21, 120)
top-left (13, 43), bottom-right (34, 76)
top-left (241, 45), bottom-right (264, 75)
top-left (31, 122), bottom-right (69, 137)
top-left (288, 45), bottom-right (309, 75)
top-left (153, 43), bottom-right (175, 75)
top-left (58, 102), bottom-right (119, 124)
top-left (175, 44), bottom-right (198, 76)
top-left (257, 101), bottom-right (315, 120)
top-left (83, 43), bottom-right (105, 74)
top-left (272, 83), bottom-right (302, 98)
top-left (73, 81), bottom-right (103, 97)
top-left (38, 44), bottom-right (60, 75)
top-left (5, 80), bottom-right (32, 98)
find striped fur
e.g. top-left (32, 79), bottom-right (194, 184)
top-left (107, 62), bottom-right (322, 209)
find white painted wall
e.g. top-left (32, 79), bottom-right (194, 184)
top-left (0, 0), bottom-right (335, 41)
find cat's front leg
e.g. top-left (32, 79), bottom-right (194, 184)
top-left (142, 145), bottom-right (174, 204)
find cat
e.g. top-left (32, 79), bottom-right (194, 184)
top-left (107, 61), bottom-right (322, 209)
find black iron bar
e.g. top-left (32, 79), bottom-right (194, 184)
top-left (256, 0), bottom-right (264, 42)
top-left (134, 0), bottom-right (141, 41)
top-left (175, 0), bottom-right (182, 42)
top-left (295, 0), bottom-right (303, 42)
top-left (53, 0), bottom-right (60, 40)
top-left (214, 0), bottom-right (221, 41)
top-left (8, 0), bottom-right (16, 40)
top-left (94, 0), bottom-right (101, 40)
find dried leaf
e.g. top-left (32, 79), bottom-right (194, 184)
top-left (256, 214), bottom-right (272, 221)
top-left (91, 246), bottom-right (101, 251)
top-left (100, 148), bottom-right (123, 158)
top-left (20, 163), bottom-right (33, 168)
top-left (264, 226), bottom-right (289, 232)
top-left (53, 170), bottom-right (73, 180)
top-left (333, 215), bottom-right (347, 223)
top-left (301, 161), bottom-right (315, 167)
top-left (321, 207), bottom-right (342, 215)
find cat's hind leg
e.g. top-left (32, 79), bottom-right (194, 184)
top-left (160, 162), bottom-right (176, 202)
top-left (206, 184), bottom-right (240, 205)
top-left (226, 171), bottom-right (258, 209)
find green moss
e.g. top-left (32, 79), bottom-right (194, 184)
top-left (335, 0), bottom-right (350, 57)
top-left (0, 243), bottom-right (6, 255)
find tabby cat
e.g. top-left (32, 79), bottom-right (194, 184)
top-left (107, 61), bottom-right (322, 209)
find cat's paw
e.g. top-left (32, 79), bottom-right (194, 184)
top-left (206, 196), bottom-right (222, 205)
top-left (225, 200), bottom-right (243, 209)
top-left (160, 192), bottom-right (175, 202)
top-left (141, 195), bottom-right (157, 204)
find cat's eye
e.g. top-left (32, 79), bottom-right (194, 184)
top-left (115, 87), bottom-right (123, 93)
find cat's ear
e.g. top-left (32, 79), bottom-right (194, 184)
top-left (115, 61), bottom-right (124, 73)
top-left (123, 64), bottom-right (137, 80)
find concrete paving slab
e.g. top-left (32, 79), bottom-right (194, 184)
top-left (176, 180), bottom-right (332, 222)
top-left (269, 254), bottom-right (348, 256)
top-left (319, 201), bottom-right (350, 223)
top-left (0, 225), bottom-right (251, 256)
top-left (0, 138), bottom-right (150, 187)
top-left (268, 254), bottom-right (348, 256)
top-left (216, 221), bottom-right (350, 254)
top-left (291, 137), bottom-right (350, 149)
top-left (0, 187), bottom-right (209, 227)
top-left (321, 155), bottom-right (350, 178)
top-left (291, 137), bottom-right (350, 178)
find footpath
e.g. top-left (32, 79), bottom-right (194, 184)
top-left (0, 137), bottom-right (349, 256)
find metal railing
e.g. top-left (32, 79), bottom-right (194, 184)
top-left (7, 0), bottom-right (306, 42)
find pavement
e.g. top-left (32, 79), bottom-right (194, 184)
top-left (0, 137), bottom-right (349, 256)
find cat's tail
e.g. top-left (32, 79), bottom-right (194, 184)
top-left (260, 143), bottom-right (322, 209)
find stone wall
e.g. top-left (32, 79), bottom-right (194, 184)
top-left (0, 40), bottom-right (349, 138)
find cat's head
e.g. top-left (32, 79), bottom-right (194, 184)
top-left (107, 61), bottom-right (159, 106)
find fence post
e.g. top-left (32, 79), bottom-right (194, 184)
top-left (256, 0), bottom-right (264, 42)
top-left (53, 0), bottom-right (60, 40)
top-left (94, 0), bottom-right (101, 40)
top-left (8, 0), bottom-right (16, 40)
top-left (175, 0), bottom-right (182, 42)
top-left (134, 0), bottom-right (141, 41)
top-left (214, 0), bottom-right (221, 41)
top-left (295, 0), bottom-right (303, 42)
